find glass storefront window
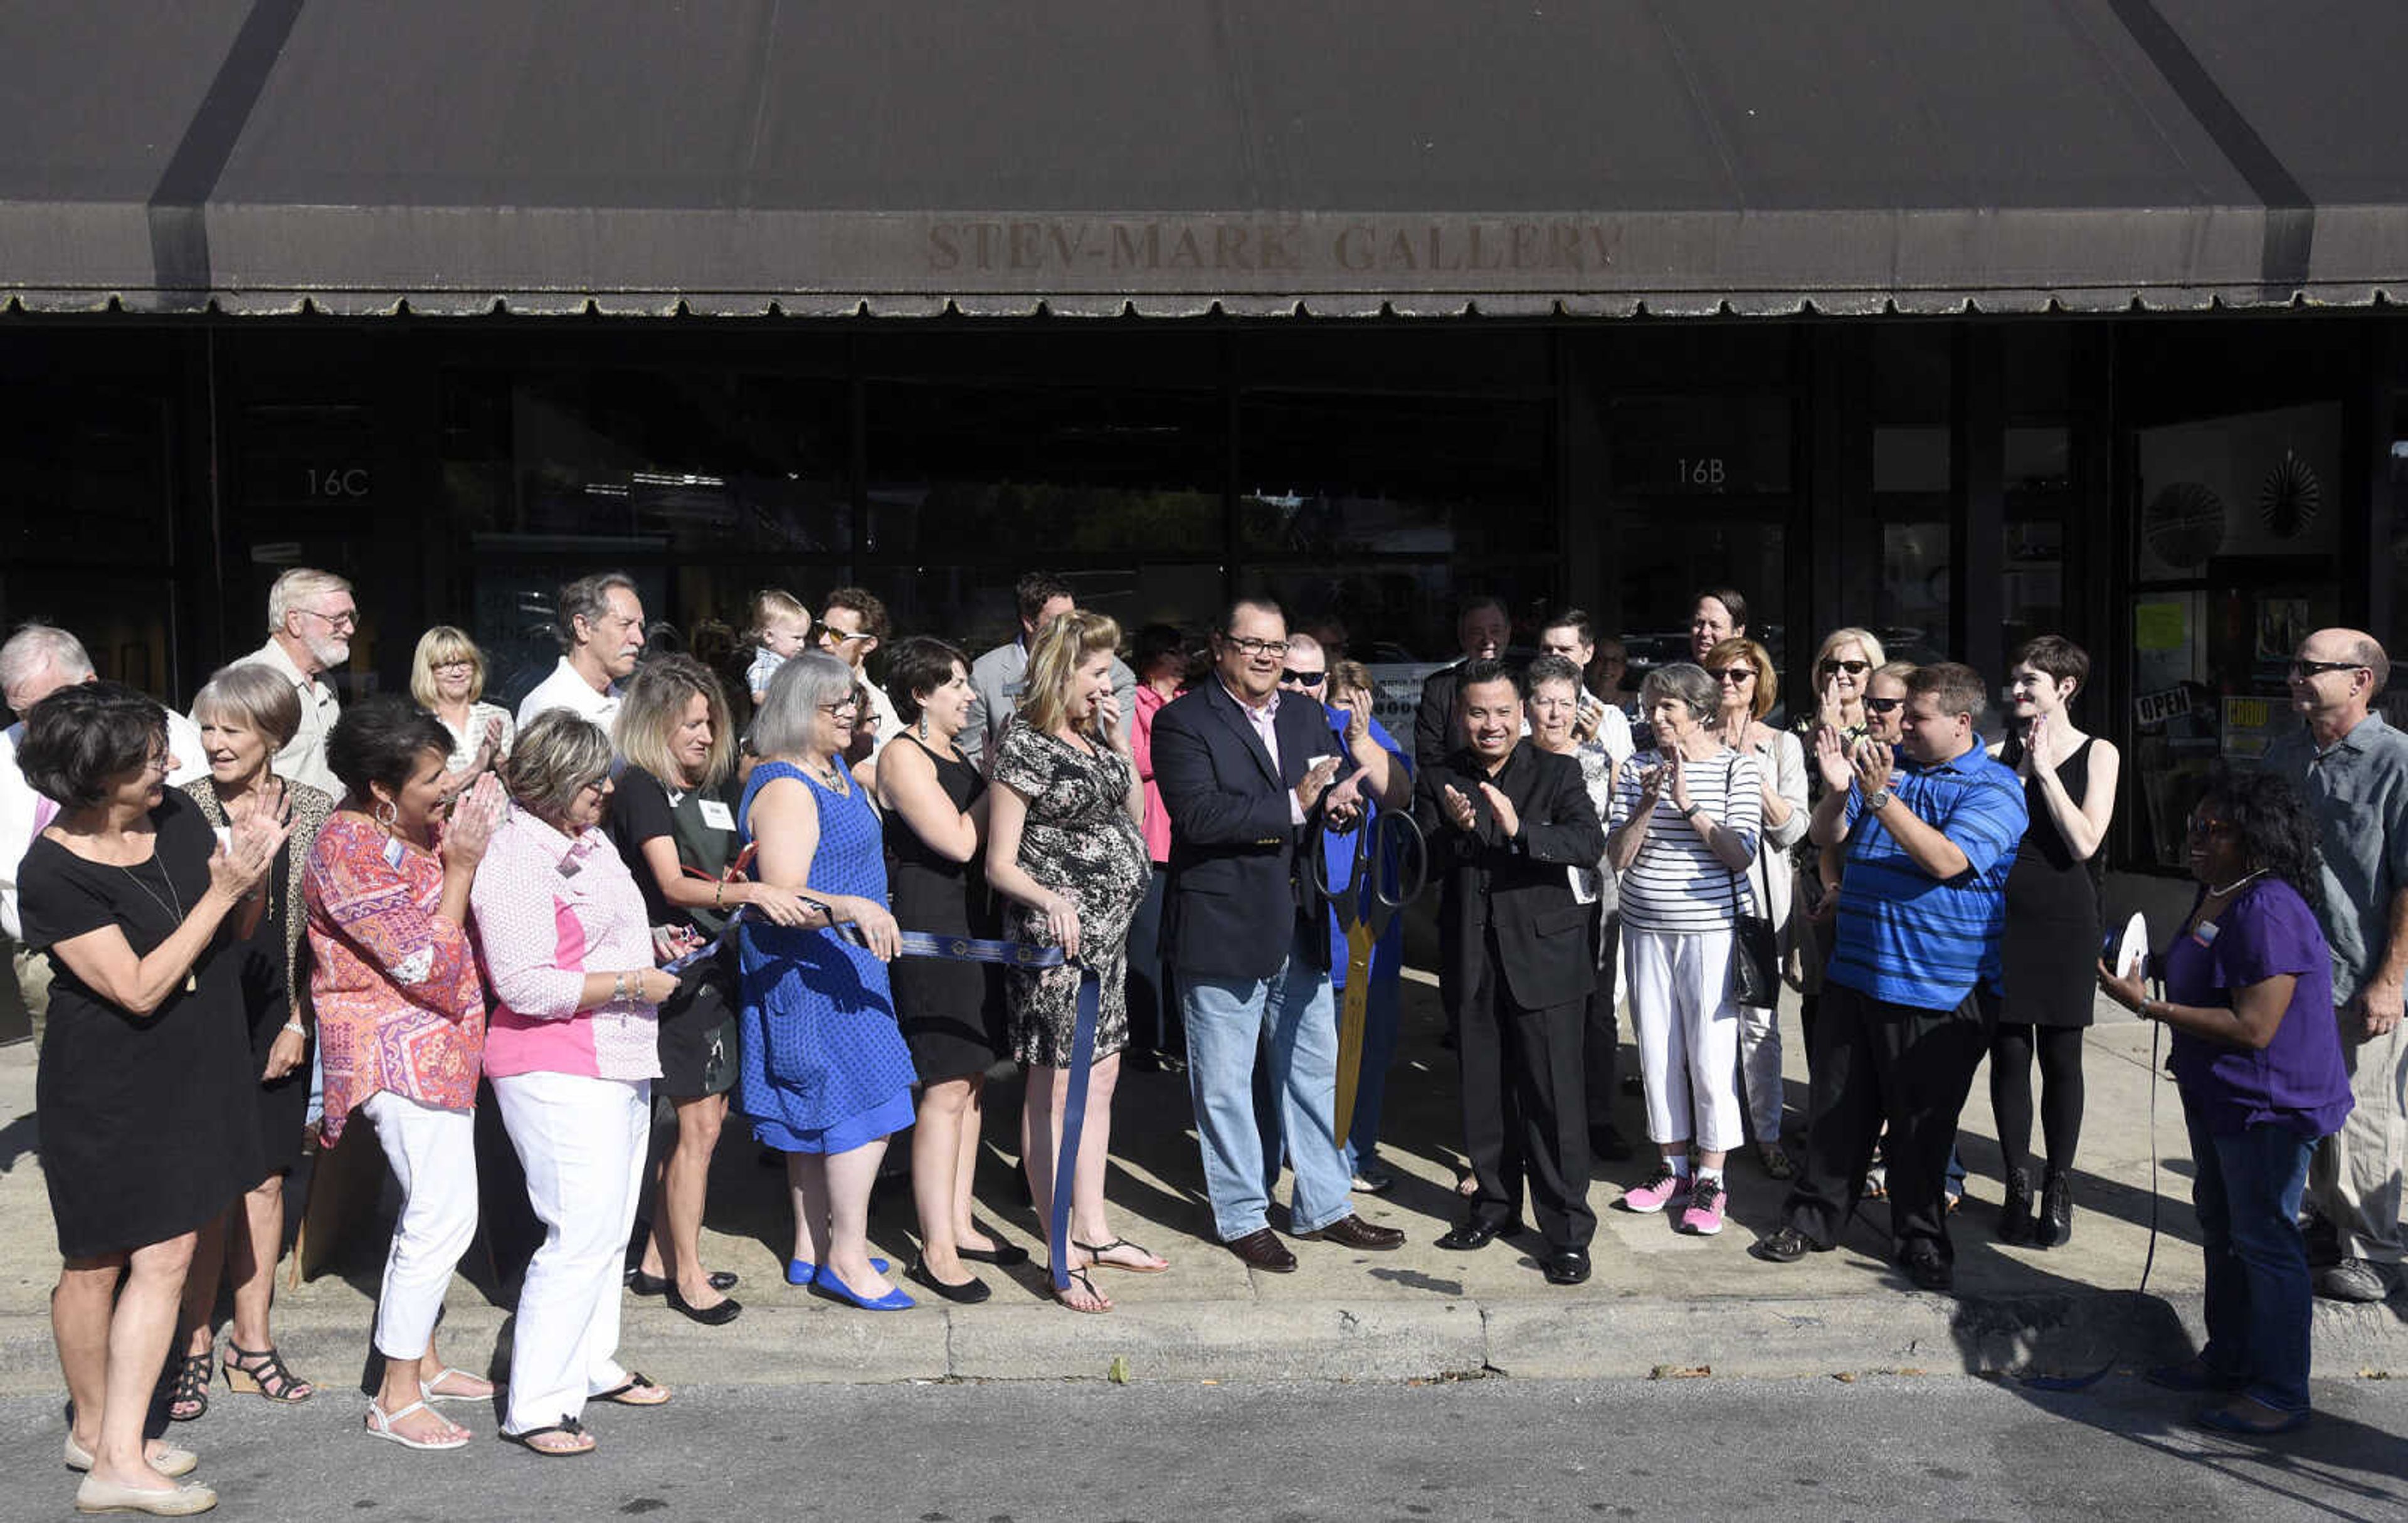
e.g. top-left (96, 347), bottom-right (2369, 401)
top-left (1869, 328), bottom-right (1954, 665)
top-left (0, 379), bottom-right (175, 566)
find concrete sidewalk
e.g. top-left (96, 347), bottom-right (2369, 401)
top-left (0, 979), bottom-right (2400, 1393)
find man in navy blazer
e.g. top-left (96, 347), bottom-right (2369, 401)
top-left (1153, 598), bottom-right (1408, 1270)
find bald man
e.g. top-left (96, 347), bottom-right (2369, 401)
top-left (2264, 628), bottom-right (2408, 1303)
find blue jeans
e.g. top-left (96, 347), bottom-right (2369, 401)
top-left (1182, 927), bottom-right (1354, 1240)
top-left (2187, 1102), bottom-right (2317, 1415)
top-left (1255, 959), bottom-right (1402, 1183)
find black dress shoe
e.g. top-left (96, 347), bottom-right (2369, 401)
top-left (1301, 1216), bottom-right (1407, 1251)
top-left (665, 1286), bottom-right (744, 1325)
top-left (1226, 1227), bottom-right (1299, 1273)
top-left (628, 1270), bottom-right (739, 1297)
top-left (1901, 1241), bottom-right (1953, 1292)
top-left (1542, 1249), bottom-right (1592, 1286)
top-left (906, 1260), bottom-right (993, 1305)
top-left (1589, 1124), bottom-right (1635, 1162)
top-left (1750, 1226), bottom-right (1825, 1264)
top-left (1435, 1216), bottom-right (1521, 1252)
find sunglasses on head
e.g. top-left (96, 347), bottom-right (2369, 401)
top-left (1864, 696), bottom-right (1904, 714)
top-left (1819, 658), bottom-right (1871, 676)
top-left (1281, 668), bottom-right (1327, 687)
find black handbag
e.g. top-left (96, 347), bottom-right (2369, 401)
top-left (1723, 756), bottom-right (1779, 1008)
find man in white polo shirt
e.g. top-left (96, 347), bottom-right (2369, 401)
top-left (223, 566), bottom-right (353, 798)
top-left (518, 571), bottom-right (645, 729)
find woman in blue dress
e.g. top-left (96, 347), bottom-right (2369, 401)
top-left (737, 652), bottom-right (913, 1310)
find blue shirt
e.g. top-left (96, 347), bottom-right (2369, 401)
top-left (2262, 710), bottom-right (2408, 1008)
top-left (1320, 707), bottom-right (1412, 989)
top-left (1827, 742), bottom-right (2027, 1011)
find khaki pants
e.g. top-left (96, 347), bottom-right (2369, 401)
top-left (2310, 1009), bottom-right (2408, 1267)
top-left (11, 944), bottom-right (53, 1050)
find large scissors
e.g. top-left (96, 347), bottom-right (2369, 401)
top-left (1315, 806), bottom-right (1427, 1141)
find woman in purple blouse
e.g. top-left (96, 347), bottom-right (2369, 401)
top-left (2099, 770), bottom-right (2353, 1436)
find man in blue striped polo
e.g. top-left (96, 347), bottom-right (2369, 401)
top-left (1751, 662), bottom-right (2027, 1291)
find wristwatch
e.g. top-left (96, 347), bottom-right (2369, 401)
top-left (1864, 787), bottom-right (1894, 812)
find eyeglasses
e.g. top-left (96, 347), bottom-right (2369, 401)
top-left (816, 697), bottom-right (862, 715)
top-left (1281, 668), bottom-right (1327, 687)
top-left (431, 660), bottom-right (474, 675)
top-left (302, 607), bottom-right (359, 631)
top-left (2186, 815), bottom-right (2232, 840)
top-left (1221, 635), bottom-right (1290, 658)
top-left (1818, 658), bottom-right (1870, 676)
top-left (1708, 667), bottom-right (1755, 685)
top-left (1864, 696), bottom-right (1904, 714)
top-left (2288, 658), bottom-right (2366, 678)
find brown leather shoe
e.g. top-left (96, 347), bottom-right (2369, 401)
top-left (1225, 1227), bottom-right (1298, 1273)
top-left (1301, 1215), bottom-right (1406, 1251)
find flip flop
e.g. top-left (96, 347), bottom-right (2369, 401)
top-left (591, 1373), bottom-right (672, 1407)
top-left (500, 1418), bottom-right (596, 1457)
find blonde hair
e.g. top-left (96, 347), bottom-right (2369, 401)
top-left (747, 588), bottom-right (810, 643)
top-left (408, 625), bottom-right (486, 708)
top-left (1020, 611), bottom-right (1122, 738)
top-left (1814, 626), bottom-right (1888, 675)
top-left (1704, 636), bottom-right (1778, 721)
top-left (614, 655), bottom-right (734, 789)
top-left (267, 567), bottom-right (352, 635)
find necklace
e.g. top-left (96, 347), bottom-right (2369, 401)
top-left (2206, 867), bottom-right (2268, 899)
top-left (115, 853), bottom-right (198, 995)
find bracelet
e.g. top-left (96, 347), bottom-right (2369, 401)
top-left (280, 1020), bottom-right (306, 1038)
top-left (715, 880), bottom-right (727, 910)
top-left (613, 970), bottom-right (627, 1004)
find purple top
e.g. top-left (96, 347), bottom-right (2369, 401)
top-left (2161, 878), bottom-right (2354, 1139)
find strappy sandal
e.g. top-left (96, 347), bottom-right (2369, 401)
top-left (1073, 1236), bottom-right (1169, 1274)
top-left (366, 1396), bottom-right (470, 1451)
top-left (223, 1342), bottom-right (315, 1403)
top-left (591, 1372), bottom-right (672, 1407)
top-left (1052, 1265), bottom-right (1112, 1315)
top-left (418, 1366), bottom-right (492, 1405)
top-left (160, 1348), bottom-right (212, 1423)
top-left (501, 1417), bottom-right (596, 1457)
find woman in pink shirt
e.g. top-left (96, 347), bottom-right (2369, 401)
top-left (308, 696), bottom-right (505, 1453)
top-left (472, 710), bottom-right (677, 1457)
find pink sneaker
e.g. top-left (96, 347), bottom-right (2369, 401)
top-left (1678, 1176), bottom-right (1727, 1235)
top-left (1621, 1164), bottom-right (1688, 1214)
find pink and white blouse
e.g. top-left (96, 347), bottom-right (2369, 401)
top-left (472, 806), bottom-right (662, 1083)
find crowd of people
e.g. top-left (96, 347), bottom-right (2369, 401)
top-left (1, 564), bottom-right (2399, 1509)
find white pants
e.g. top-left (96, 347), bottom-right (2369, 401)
top-left (1624, 924), bottom-right (1746, 1154)
top-left (492, 1071), bottom-right (650, 1435)
top-left (1737, 1000), bottom-right (1785, 1141)
top-left (361, 1091), bottom-right (480, 1362)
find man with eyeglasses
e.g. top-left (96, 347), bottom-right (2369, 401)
top-left (224, 566), bottom-right (354, 797)
top-left (518, 571), bottom-right (645, 730)
top-left (2264, 628), bottom-right (2408, 1305)
top-left (965, 571), bottom-right (1136, 769)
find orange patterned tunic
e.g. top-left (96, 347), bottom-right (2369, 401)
top-left (304, 813), bottom-right (486, 1145)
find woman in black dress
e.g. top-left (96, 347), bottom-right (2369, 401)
top-left (166, 665), bottom-right (335, 1419)
top-left (1989, 636), bottom-right (2122, 1246)
top-left (984, 612), bottom-right (1164, 1314)
top-left (877, 636), bottom-right (1023, 1304)
top-left (19, 681), bottom-right (287, 1517)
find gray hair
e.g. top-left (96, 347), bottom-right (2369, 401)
top-left (556, 571), bottom-right (638, 652)
top-left (501, 709), bottom-right (616, 825)
top-left (0, 623), bottom-right (96, 694)
top-left (1525, 653), bottom-right (1585, 694)
top-left (751, 651), bottom-right (855, 760)
top-left (193, 662), bottom-right (304, 751)
top-left (265, 567), bottom-right (352, 634)
top-left (1639, 661), bottom-right (1718, 724)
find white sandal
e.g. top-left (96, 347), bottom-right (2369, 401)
top-left (366, 1396), bottom-right (470, 1451)
top-left (417, 1366), bottom-right (491, 1405)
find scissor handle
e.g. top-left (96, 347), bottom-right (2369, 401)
top-left (1361, 811), bottom-right (1427, 917)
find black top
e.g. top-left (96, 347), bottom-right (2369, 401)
top-left (606, 767), bottom-right (744, 937)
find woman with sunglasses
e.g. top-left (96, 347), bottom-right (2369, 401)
top-left (1987, 636), bottom-right (2120, 1246)
top-left (1789, 630), bottom-right (1888, 1063)
top-left (1703, 636), bottom-right (1809, 1179)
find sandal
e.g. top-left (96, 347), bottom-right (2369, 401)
top-left (1073, 1236), bottom-right (1170, 1274)
top-left (1052, 1265), bottom-right (1112, 1315)
top-left (223, 1342), bottom-right (315, 1403)
top-left (591, 1372), bottom-right (672, 1407)
top-left (418, 1366), bottom-right (493, 1405)
top-left (501, 1417), bottom-right (596, 1457)
top-left (366, 1396), bottom-right (470, 1451)
top-left (1863, 1163), bottom-right (1889, 1201)
top-left (160, 1348), bottom-right (212, 1423)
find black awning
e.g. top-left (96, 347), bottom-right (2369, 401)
top-left (5, 0), bottom-right (2405, 318)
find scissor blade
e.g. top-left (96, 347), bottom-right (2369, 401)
top-left (1333, 931), bottom-right (1376, 1141)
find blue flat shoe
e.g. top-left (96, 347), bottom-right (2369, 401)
top-left (809, 1265), bottom-right (915, 1312)
top-left (786, 1256), bottom-right (888, 1287)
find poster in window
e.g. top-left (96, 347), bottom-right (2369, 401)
top-left (2135, 404), bottom-right (2340, 582)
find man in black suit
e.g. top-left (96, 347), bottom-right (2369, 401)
top-left (1413, 594), bottom-right (1511, 772)
top-left (1153, 598), bottom-right (1408, 1271)
top-left (1416, 658), bottom-right (1605, 1284)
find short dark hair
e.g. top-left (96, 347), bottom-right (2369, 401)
top-left (2010, 635), bottom-right (2091, 696)
top-left (1696, 587), bottom-right (1749, 630)
top-left (1457, 595), bottom-right (1508, 626)
top-left (820, 586), bottom-right (890, 643)
top-left (885, 635), bottom-right (970, 725)
top-left (1216, 596), bottom-right (1286, 636)
top-left (325, 694), bottom-right (454, 807)
top-left (557, 571), bottom-right (638, 651)
top-left (1134, 623), bottom-right (1187, 680)
top-left (1906, 661), bottom-right (1988, 724)
top-left (1457, 656), bottom-right (1526, 700)
top-left (1015, 572), bottom-right (1075, 627)
top-left (17, 681), bottom-right (166, 809)
top-left (1539, 607), bottom-right (1596, 646)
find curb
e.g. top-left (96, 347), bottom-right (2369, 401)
top-left (1, 1291), bottom-right (2396, 1396)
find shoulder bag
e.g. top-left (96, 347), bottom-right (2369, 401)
top-left (1723, 754), bottom-right (1778, 1008)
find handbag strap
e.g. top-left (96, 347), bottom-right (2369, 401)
top-left (1721, 754), bottom-right (1752, 919)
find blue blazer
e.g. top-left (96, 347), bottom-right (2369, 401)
top-left (1152, 680), bottom-right (1346, 981)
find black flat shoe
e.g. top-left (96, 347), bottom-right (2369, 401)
top-left (627, 1270), bottom-right (739, 1297)
top-left (1543, 1249), bottom-right (1592, 1285)
top-left (1901, 1242), bottom-right (1953, 1292)
top-left (1589, 1124), bottom-right (1636, 1162)
top-left (1435, 1216), bottom-right (1520, 1252)
top-left (956, 1240), bottom-right (1031, 1267)
top-left (906, 1260), bottom-right (994, 1305)
top-left (665, 1286), bottom-right (744, 1325)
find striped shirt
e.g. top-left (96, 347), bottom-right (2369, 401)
top-left (1827, 743), bottom-right (2027, 1009)
top-left (1609, 751), bottom-right (1763, 932)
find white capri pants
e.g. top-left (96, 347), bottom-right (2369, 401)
top-left (1624, 924), bottom-right (1746, 1154)
top-left (360, 1090), bottom-right (480, 1363)
top-left (492, 1070), bottom-right (650, 1436)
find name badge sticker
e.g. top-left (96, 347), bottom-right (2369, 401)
top-left (697, 799), bottom-right (736, 832)
top-left (2193, 920), bottom-right (2221, 947)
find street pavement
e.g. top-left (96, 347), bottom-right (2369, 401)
top-left (0, 972), bottom-right (2400, 1399)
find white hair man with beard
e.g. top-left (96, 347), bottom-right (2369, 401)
top-left (221, 567), bottom-right (355, 798)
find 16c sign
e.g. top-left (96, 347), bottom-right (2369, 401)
top-left (304, 466), bottom-right (371, 498)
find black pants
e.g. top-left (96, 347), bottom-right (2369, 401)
top-left (1459, 924), bottom-right (1594, 1251)
top-left (1583, 906), bottom-right (1621, 1126)
top-left (1781, 982), bottom-right (1990, 1263)
top-left (1124, 864), bottom-right (1179, 1056)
